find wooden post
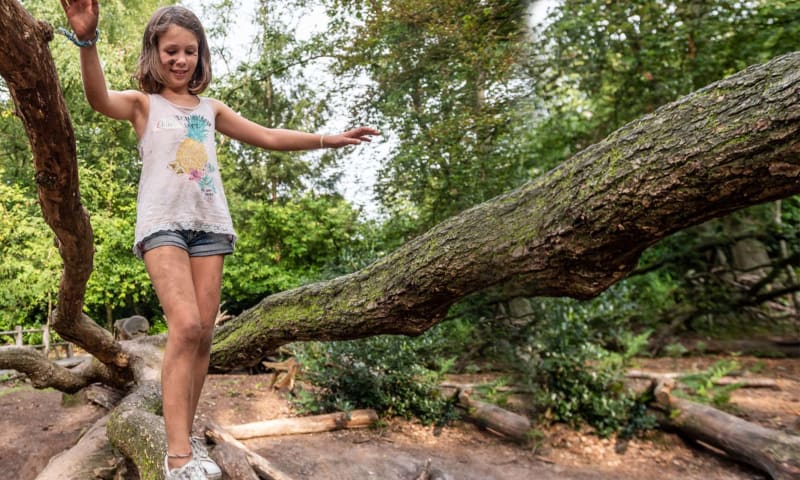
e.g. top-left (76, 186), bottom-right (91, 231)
top-left (66, 343), bottom-right (73, 358)
top-left (14, 326), bottom-right (22, 346)
top-left (43, 325), bottom-right (50, 358)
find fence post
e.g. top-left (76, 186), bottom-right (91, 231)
top-left (43, 325), bottom-right (50, 358)
top-left (15, 326), bottom-right (22, 346)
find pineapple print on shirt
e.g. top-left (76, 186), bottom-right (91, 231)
top-left (168, 114), bottom-right (217, 198)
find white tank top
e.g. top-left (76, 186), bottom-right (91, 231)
top-left (133, 94), bottom-right (236, 255)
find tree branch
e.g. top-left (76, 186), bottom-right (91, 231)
top-left (0, 0), bottom-right (128, 368)
top-left (212, 51), bottom-right (800, 370)
top-left (0, 346), bottom-right (88, 392)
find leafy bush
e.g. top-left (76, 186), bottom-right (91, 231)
top-left (292, 333), bottom-right (459, 426)
top-left (521, 300), bottom-right (656, 437)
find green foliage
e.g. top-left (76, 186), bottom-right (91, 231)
top-left (223, 193), bottom-right (364, 310)
top-left (325, 0), bottom-right (531, 234)
top-left (520, 303), bottom-right (656, 437)
top-left (0, 174), bottom-right (61, 329)
top-left (292, 332), bottom-right (461, 425)
top-left (676, 359), bottom-right (742, 409)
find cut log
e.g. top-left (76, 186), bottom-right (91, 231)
top-left (224, 409), bottom-right (378, 440)
top-left (653, 379), bottom-right (800, 480)
top-left (208, 442), bottom-right (260, 480)
top-left (205, 421), bottom-right (295, 480)
top-left (457, 391), bottom-right (531, 442)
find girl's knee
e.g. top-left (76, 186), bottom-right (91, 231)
top-left (168, 317), bottom-right (212, 345)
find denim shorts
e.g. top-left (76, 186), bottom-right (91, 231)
top-left (136, 230), bottom-right (235, 260)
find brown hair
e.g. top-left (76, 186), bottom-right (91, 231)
top-left (134, 6), bottom-right (212, 95)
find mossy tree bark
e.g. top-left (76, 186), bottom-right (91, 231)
top-left (3, 1), bottom-right (800, 478)
top-left (210, 51), bottom-right (800, 370)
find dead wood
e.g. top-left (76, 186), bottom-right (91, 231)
top-left (0, 0), bottom-right (128, 369)
top-left (205, 421), bottom-right (295, 480)
top-left (36, 414), bottom-right (126, 480)
top-left (262, 358), bottom-right (299, 391)
top-left (653, 379), bottom-right (800, 480)
top-left (681, 338), bottom-right (800, 357)
top-left (0, 346), bottom-right (88, 392)
top-left (457, 391), bottom-right (531, 442)
top-left (439, 381), bottom-right (532, 393)
top-left (626, 370), bottom-right (780, 389)
top-left (209, 442), bottom-right (260, 480)
top-left (223, 409), bottom-right (379, 440)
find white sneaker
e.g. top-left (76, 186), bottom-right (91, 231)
top-left (191, 436), bottom-right (222, 479)
top-left (164, 455), bottom-right (207, 480)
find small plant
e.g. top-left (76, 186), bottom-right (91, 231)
top-left (663, 342), bottom-right (688, 357)
top-left (676, 359), bottom-right (742, 409)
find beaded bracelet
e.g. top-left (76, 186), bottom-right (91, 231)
top-left (58, 27), bottom-right (100, 48)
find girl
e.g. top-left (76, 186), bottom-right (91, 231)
top-left (60, 1), bottom-right (378, 479)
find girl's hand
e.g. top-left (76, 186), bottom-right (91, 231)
top-left (60, 0), bottom-right (99, 41)
top-left (324, 127), bottom-right (380, 148)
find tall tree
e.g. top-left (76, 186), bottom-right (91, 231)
top-left (325, 0), bottom-right (530, 233)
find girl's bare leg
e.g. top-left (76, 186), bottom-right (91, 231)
top-left (144, 247), bottom-right (220, 470)
top-left (187, 254), bottom-right (224, 432)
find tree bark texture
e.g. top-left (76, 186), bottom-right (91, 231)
top-left (0, 346), bottom-right (88, 392)
top-left (0, 0), bottom-right (128, 369)
top-left (205, 421), bottom-right (296, 480)
top-left (211, 51), bottom-right (800, 370)
top-left (654, 380), bottom-right (800, 480)
top-left (36, 414), bottom-right (126, 480)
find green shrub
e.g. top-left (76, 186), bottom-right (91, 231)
top-left (292, 334), bottom-right (459, 426)
top-left (522, 303), bottom-right (656, 437)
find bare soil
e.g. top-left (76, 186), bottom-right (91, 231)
top-left (1, 355), bottom-right (798, 479)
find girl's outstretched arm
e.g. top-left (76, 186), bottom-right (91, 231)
top-left (61, 0), bottom-right (146, 134)
top-left (213, 100), bottom-right (379, 151)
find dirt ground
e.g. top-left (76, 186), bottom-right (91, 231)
top-left (1, 355), bottom-right (798, 479)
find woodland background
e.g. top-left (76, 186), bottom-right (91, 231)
top-left (2, 0), bottom-right (800, 437)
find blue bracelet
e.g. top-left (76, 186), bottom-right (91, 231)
top-left (58, 27), bottom-right (100, 48)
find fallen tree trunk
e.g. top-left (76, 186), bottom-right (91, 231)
top-left (224, 409), bottom-right (379, 440)
top-left (210, 51), bottom-right (800, 370)
top-left (653, 379), bottom-right (800, 480)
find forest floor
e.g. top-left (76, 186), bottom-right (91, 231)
top-left (1, 355), bottom-right (798, 479)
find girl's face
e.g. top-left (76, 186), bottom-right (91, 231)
top-left (158, 25), bottom-right (199, 93)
